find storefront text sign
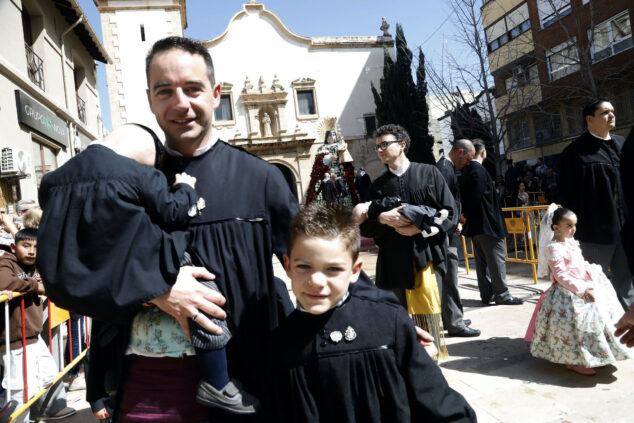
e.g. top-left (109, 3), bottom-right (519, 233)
top-left (15, 90), bottom-right (68, 147)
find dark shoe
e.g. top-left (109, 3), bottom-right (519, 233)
top-left (495, 296), bottom-right (524, 305)
top-left (481, 299), bottom-right (492, 306)
top-left (35, 407), bottom-right (76, 421)
top-left (0, 400), bottom-right (17, 423)
top-left (464, 319), bottom-right (472, 327)
top-left (196, 379), bottom-right (260, 414)
top-left (448, 327), bottom-right (481, 337)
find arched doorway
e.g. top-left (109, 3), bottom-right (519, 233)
top-left (273, 163), bottom-right (298, 200)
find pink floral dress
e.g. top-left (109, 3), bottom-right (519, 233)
top-left (529, 239), bottom-right (633, 367)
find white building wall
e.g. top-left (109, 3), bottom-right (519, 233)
top-left (0, 0), bottom-right (105, 207)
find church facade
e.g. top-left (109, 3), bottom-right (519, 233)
top-left (95, 0), bottom-right (393, 202)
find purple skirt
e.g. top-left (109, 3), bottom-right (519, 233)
top-left (117, 354), bottom-right (209, 423)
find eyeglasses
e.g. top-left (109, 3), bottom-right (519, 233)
top-left (374, 140), bottom-right (401, 151)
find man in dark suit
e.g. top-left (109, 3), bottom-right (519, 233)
top-left (436, 139), bottom-right (480, 337)
top-left (316, 172), bottom-right (338, 203)
top-left (459, 140), bottom-right (523, 306)
top-left (560, 98), bottom-right (633, 309)
top-left (355, 168), bottom-right (372, 202)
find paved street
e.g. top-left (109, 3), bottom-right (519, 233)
top-left (59, 247), bottom-right (634, 423)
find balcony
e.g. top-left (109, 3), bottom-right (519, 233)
top-left (76, 95), bottom-right (86, 124)
top-left (25, 43), bottom-right (44, 91)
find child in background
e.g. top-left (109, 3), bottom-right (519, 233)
top-left (0, 229), bottom-right (76, 423)
top-left (516, 182), bottom-right (529, 207)
top-left (38, 124), bottom-right (258, 414)
top-left (528, 207), bottom-right (633, 375)
top-left (268, 203), bottom-right (475, 422)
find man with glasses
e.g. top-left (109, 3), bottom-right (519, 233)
top-left (360, 124), bottom-right (458, 317)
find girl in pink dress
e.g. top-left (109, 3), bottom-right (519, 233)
top-left (527, 206), bottom-right (632, 375)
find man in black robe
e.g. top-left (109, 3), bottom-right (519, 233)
top-left (622, 126), bottom-right (634, 272)
top-left (360, 124), bottom-right (458, 307)
top-left (436, 139), bottom-right (480, 337)
top-left (355, 168), bottom-right (372, 201)
top-left (459, 141), bottom-right (523, 306)
top-left (315, 172), bottom-right (338, 203)
top-left (559, 98), bottom-right (634, 309)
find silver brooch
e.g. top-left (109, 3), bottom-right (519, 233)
top-left (197, 197), bottom-right (206, 215)
top-left (344, 326), bottom-right (357, 342)
top-left (329, 330), bottom-right (343, 343)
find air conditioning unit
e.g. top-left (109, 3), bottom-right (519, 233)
top-left (1, 147), bottom-right (31, 176)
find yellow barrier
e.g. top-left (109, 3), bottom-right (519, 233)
top-left (0, 294), bottom-right (88, 423)
top-left (461, 205), bottom-right (552, 284)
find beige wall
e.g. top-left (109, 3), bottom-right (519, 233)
top-left (482, 0), bottom-right (527, 28)
top-left (487, 32), bottom-right (534, 73)
top-left (0, 0), bottom-right (104, 205)
top-left (495, 82), bottom-right (542, 116)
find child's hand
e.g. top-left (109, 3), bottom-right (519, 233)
top-left (93, 408), bottom-right (110, 420)
top-left (581, 288), bottom-right (595, 303)
top-left (174, 172), bottom-right (196, 189)
top-left (0, 290), bottom-right (14, 300)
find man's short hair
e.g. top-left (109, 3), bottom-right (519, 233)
top-left (374, 124), bottom-right (411, 153)
top-left (451, 138), bottom-right (473, 153)
top-left (473, 139), bottom-right (486, 156)
top-left (287, 203), bottom-right (360, 262)
top-left (145, 36), bottom-right (215, 87)
top-left (582, 97), bottom-right (610, 119)
top-left (17, 199), bottom-right (36, 213)
top-left (14, 228), bottom-right (37, 244)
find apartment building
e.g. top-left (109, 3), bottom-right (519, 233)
top-left (482, 0), bottom-right (634, 164)
top-left (0, 0), bottom-right (109, 210)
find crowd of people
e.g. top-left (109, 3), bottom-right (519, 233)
top-left (498, 157), bottom-right (559, 207)
top-left (0, 35), bottom-right (633, 423)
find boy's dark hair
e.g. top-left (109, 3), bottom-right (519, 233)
top-left (287, 203), bottom-right (360, 261)
top-left (145, 36), bottom-right (215, 87)
top-left (582, 97), bottom-right (610, 120)
top-left (551, 207), bottom-right (575, 230)
top-left (374, 124), bottom-right (411, 153)
top-left (15, 228), bottom-right (38, 244)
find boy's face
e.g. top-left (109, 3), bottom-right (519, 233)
top-left (284, 235), bottom-right (362, 315)
top-left (11, 239), bottom-right (36, 266)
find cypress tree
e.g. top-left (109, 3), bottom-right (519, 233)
top-left (371, 24), bottom-right (435, 164)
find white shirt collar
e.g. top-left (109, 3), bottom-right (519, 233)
top-left (389, 158), bottom-right (410, 177)
top-left (445, 155), bottom-right (455, 168)
top-left (589, 130), bottom-right (611, 141)
top-left (164, 134), bottom-right (219, 157)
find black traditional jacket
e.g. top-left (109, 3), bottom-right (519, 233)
top-left (360, 162), bottom-right (458, 288)
top-left (267, 281), bottom-right (477, 423)
top-left (559, 131), bottom-right (627, 244)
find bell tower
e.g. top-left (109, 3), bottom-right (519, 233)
top-left (94, 0), bottom-right (187, 132)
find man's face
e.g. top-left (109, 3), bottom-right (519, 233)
top-left (376, 134), bottom-right (404, 166)
top-left (146, 49), bottom-right (221, 152)
top-left (456, 146), bottom-right (475, 170)
top-left (284, 235), bottom-right (362, 315)
top-left (11, 239), bottom-right (36, 266)
top-left (586, 101), bottom-right (615, 134)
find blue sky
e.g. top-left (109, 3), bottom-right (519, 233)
top-left (78, 0), bottom-right (461, 130)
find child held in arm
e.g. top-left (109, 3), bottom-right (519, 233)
top-left (267, 203), bottom-right (476, 422)
top-left (527, 206), bottom-right (633, 375)
top-left (37, 124), bottom-right (258, 414)
top-left (353, 196), bottom-right (448, 238)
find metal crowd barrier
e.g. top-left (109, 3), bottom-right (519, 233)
top-left (0, 293), bottom-right (89, 422)
top-left (461, 204), bottom-right (552, 285)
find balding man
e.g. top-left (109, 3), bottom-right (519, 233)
top-left (436, 140), bottom-right (480, 337)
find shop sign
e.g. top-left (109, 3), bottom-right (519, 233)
top-left (15, 90), bottom-right (68, 147)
